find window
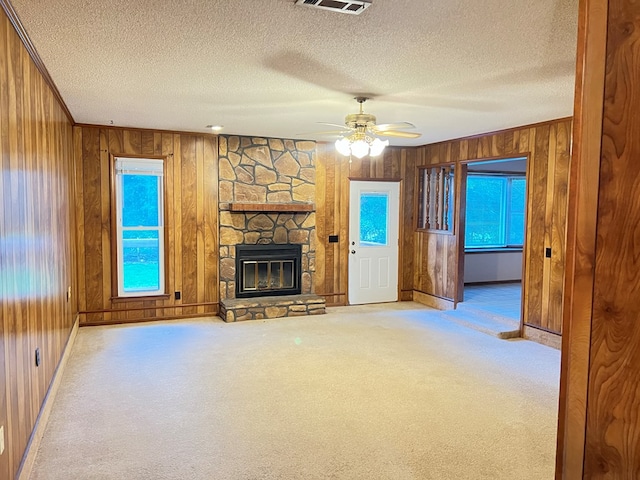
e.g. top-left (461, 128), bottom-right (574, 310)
top-left (465, 174), bottom-right (526, 249)
top-left (360, 192), bottom-right (389, 246)
top-left (114, 157), bottom-right (165, 297)
top-left (417, 165), bottom-right (455, 232)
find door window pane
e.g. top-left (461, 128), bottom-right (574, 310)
top-left (360, 193), bottom-right (388, 246)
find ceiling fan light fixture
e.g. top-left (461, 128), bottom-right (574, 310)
top-left (335, 137), bottom-right (352, 156)
top-left (350, 139), bottom-right (370, 159)
top-left (334, 134), bottom-right (389, 158)
top-left (369, 138), bottom-right (389, 157)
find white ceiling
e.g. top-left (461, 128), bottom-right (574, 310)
top-left (11, 0), bottom-right (578, 146)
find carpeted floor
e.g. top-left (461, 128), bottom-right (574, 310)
top-left (29, 302), bottom-right (560, 480)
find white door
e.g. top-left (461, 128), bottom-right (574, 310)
top-left (348, 181), bottom-right (400, 305)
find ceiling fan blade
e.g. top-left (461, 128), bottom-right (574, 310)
top-left (317, 122), bottom-right (354, 129)
top-left (372, 122), bottom-right (416, 131)
top-left (296, 130), bottom-right (351, 136)
top-left (374, 130), bottom-right (422, 139)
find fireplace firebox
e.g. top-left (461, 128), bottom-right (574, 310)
top-left (235, 244), bottom-right (302, 298)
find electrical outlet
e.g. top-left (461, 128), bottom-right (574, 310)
top-left (0, 425), bottom-right (4, 455)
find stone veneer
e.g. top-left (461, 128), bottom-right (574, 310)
top-left (219, 294), bottom-right (326, 322)
top-left (218, 136), bottom-right (319, 309)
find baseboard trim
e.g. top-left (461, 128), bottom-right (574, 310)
top-left (413, 291), bottom-right (454, 310)
top-left (17, 315), bottom-right (80, 480)
top-left (522, 325), bottom-right (562, 350)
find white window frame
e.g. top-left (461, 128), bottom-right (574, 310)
top-left (464, 173), bottom-right (526, 249)
top-left (114, 157), bottom-right (165, 297)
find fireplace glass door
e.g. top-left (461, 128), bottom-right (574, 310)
top-left (243, 260), bottom-right (295, 291)
top-left (236, 244), bottom-right (302, 298)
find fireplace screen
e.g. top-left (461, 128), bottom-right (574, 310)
top-left (236, 244), bottom-right (301, 298)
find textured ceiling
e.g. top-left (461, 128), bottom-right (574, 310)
top-left (11, 0), bottom-right (578, 146)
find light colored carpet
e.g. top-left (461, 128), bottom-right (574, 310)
top-left (30, 302), bottom-right (560, 480)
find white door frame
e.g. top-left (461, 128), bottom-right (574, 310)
top-left (348, 180), bottom-right (401, 305)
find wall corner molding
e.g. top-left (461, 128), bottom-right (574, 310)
top-left (0, 0), bottom-right (75, 124)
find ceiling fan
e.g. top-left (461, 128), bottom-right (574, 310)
top-left (310, 97), bottom-right (422, 158)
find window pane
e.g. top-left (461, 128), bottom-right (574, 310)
top-left (360, 193), bottom-right (388, 246)
top-left (122, 175), bottom-right (160, 227)
top-left (122, 230), bottom-right (160, 292)
top-left (508, 178), bottom-right (526, 245)
top-left (465, 177), bottom-right (506, 247)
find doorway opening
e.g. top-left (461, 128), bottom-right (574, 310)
top-left (458, 157), bottom-right (527, 333)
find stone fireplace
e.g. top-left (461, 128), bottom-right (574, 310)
top-left (217, 136), bottom-right (325, 321)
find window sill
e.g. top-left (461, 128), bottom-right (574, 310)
top-left (465, 247), bottom-right (523, 254)
top-left (415, 228), bottom-right (454, 236)
top-left (111, 294), bottom-right (172, 303)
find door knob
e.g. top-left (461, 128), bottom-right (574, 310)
top-left (351, 250), bottom-right (356, 254)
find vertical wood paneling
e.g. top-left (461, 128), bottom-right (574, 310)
top-left (82, 128), bottom-right (103, 322)
top-left (314, 145), bottom-right (329, 299)
top-left (203, 136), bottom-right (218, 315)
top-left (181, 136), bottom-right (197, 312)
top-left (196, 137), bottom-right (205, 308)
top-left (411, 119), bottom-right (572, 333)
top-left (549, 122), bottom-right (570, 333)
top-left (99, 129), bottom-right (111, 323)
top-left (315, 145), bottom-right (414, 305)
top-left (75, 127), bottom-right (218, 324)
top-left (162, 133), bottom-right (175, 317)
top-left (401, 149), bottom-right (416, 299)
top-left (584, 0), bottom-right (640, 475)
top-left (0, 8), bottom-right (75, 478)
top-left (173, 134), bottom-right (183, 311)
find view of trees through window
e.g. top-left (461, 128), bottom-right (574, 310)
top-left (115, 157), bottom-right (164, 296)
top-left (465, 174), bottom-right (526, 248)
top-left (121, 175), bottom-right (162, 292)
top-left (360, 193), bottom-right (388, 245)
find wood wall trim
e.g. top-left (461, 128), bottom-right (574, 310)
top-left (80, 311), bottom-right (221, 327)
top-left (412, 291), bottom-right (455, 310)
top-left (555, 0), bottom-right (608, 477)
top-left (0, 0), bottom-right (74, 124)
top-left (425, 117), bottom-right (573, 148)
top-left (75, 123), bottom-right (219, 138)
top-left (522, 325), bottom-right (562, 350)
top-left (347, 177), bottom-right (403, 182)
top-left (79, 302), bottom-right (219, 315)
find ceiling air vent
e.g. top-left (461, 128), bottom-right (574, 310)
top-left (295, 0), bottom-right (372, 15)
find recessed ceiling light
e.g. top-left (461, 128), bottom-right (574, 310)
top-left (206, 125), bottom-right (223, 131)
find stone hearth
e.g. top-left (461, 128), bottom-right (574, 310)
top-left (219, 294), bottom-right (326, 322)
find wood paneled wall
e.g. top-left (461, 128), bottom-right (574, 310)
top-left (413, 119), bottom-right (572, 334)
top-left (558, 0), bottom-right (640, 476)
top-left (315, 144), bottom-right (416, 305)
top-left (315, 118), bottom-right (571, 330)
top-left (0, 8), bottom-right (75, 479)
top-left (74, 126), bottom-right (219, 325)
